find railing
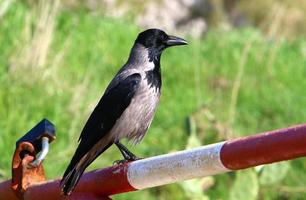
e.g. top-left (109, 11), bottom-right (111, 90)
top-left (0, 119), bottom-right (305, 200)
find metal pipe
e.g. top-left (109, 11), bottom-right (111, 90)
top-left (23, 123), bottom-right (306, 199)
top-left (1, 123), bottom-right (306, 199)
top-left (0, 180), bottom-right (19, 200)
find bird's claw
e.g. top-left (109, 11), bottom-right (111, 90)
top-left (113, 157), bottom-right (142, 165)
top-left (113, 159), bottom-right (129, 165)
top-left (125, 155), bottom-right (142, 161)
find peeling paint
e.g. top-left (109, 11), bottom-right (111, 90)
top-left (127, 142), bottom-right (229, 189)
top-left (113, 168), bottom-right (121, 174)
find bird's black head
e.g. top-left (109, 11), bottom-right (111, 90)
top-left (135, 29), bottom-right (188, 61)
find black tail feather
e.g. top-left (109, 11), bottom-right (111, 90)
top-left (60, 142), bottom-right (113, 195)
top-left (61, 167), bottom-right (86, 195)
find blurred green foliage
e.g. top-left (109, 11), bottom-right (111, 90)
top-left (0, 1), bottom-right (306, 199)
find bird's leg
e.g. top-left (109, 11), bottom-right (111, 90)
top-left (115, 142), bottom-right (140, 161)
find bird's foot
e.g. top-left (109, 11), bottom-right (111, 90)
top-left (113, 156), bottom-right (142, 166)
top-left (123, 154), bottom-right (142, 162)
top-left (113, 159), bottom-right (128, 165)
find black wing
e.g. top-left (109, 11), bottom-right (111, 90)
top-left (79, 73), bottom-right (141, 142)
top-left (61, 73), bottom-right (141, 195)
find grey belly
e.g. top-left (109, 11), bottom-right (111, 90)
top-left (109, 85), bottom-right (160, 143)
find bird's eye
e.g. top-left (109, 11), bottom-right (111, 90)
top-left (157, 36), bottom-right (166, 45)
top-left (157, 38), bottom-right (163, 45)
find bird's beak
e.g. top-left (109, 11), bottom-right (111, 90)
top-left (166, 35), bottom-right (188, 47)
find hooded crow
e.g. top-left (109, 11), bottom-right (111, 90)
top-left (60, 28), bottom-right (188, 195)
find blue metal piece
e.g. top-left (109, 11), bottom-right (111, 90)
top-left (16, 118), bottom-right (56, 153)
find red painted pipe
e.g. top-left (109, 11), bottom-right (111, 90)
top-left (0, 180), bottom-right (18, 200)
top-left (23, 164), bottom-right (134, 200)
top-left (0, 123), bottom-right (305, 199)
top-left (220, 123), bottom-right (306, 169)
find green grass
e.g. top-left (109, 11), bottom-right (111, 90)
top-left (1, 1), bottom-right (306, 199)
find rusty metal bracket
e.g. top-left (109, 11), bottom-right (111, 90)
top-left (11, 119), bottom-right (56, 198)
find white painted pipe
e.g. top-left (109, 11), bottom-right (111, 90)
top-left (127, 142), bottom-right (230, 189)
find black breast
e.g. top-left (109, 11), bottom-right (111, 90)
top-left (145, 66), bottom-right (161, 90)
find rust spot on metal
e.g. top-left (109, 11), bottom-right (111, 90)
top-left (11, 141), bottom-right (45, 198)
